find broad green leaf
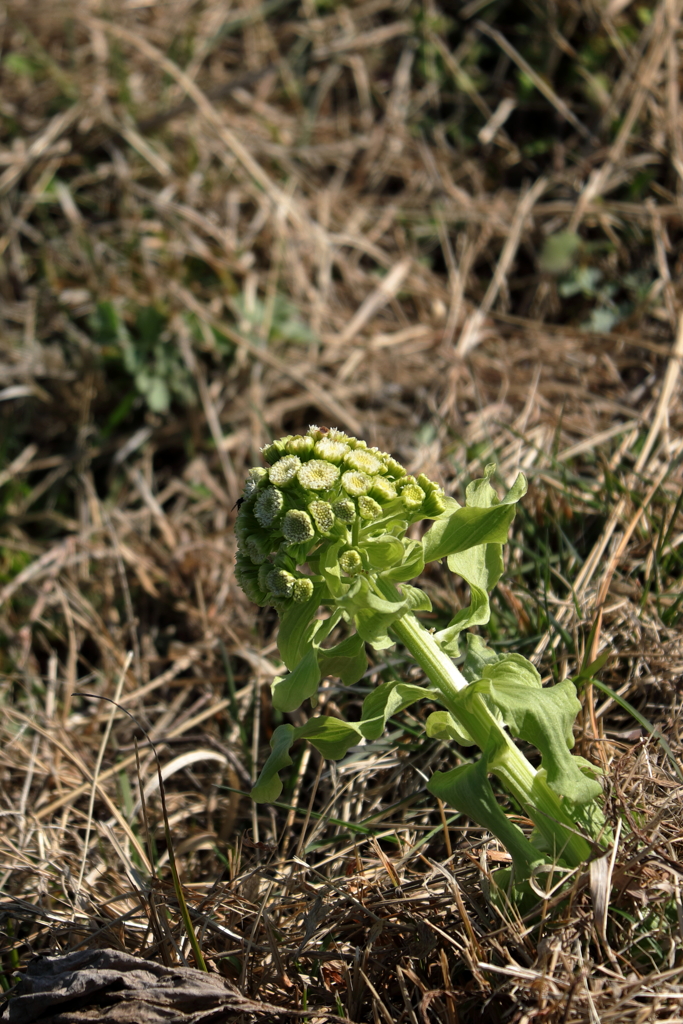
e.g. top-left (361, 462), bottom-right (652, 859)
top-left (502, 472), bottom-right (528, 506)
top-left (354, 610), bottom-right (396, 649)
top-left (463, 465), bottom-right (526, 511)
top-left (482, 654), bottom-right (542, 689)
top-left (436, 542), bottom-right (504, 655)
top-left (318, 631), bottom-right (368, 685)
top-left (422, 503), bottom-right (518, 564)
top-left (277, 586), bottom-right (323, 669)
top-left (461, 633), bottom-right (501, 683)
top-left (472, 677), bottom-right (602, 805)
top-left (465, 463), bottom-right (500, 508)
top-left (339, 576), bottom-right (398, 617)
top-left (252, 724), bottom-right (296, 803)
top-left (251, 717), bottom-right (362, 803)
top-left (430, 468), bottom-right (526, 651)
top-left (363, 535), bottom-right (404, 570)
top-left (271, 648), bottom-right (321, 713)
top-left (380, 538), bottom-right (425, 582)
top-left (340, 577), bottom-right (406, 649)
top-left (425, 709), bottom-right (474, 747)
top-left (359, 680), bottom-right (434, 741)
top-left (399, 584), bottom-right (432, 613)
top-left (355, 590), bottom-right (430, 649)
top-left (296, 716), bottom-right (361, 759)
top-left (428, 753), bottom-right (545, 879)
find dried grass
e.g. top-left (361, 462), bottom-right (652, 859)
top-left (1, 0), bottom-right (683, 1020)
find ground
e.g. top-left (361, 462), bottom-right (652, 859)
top-left (1, 1), bottom-right (683, 1021)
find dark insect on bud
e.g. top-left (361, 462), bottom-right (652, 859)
top-left (232, 497), bottom-right (245, 512)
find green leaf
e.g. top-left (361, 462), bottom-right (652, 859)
top-left (473, 677), bottom-right (602, 805)
top-left (425, 709), bottom-right (474, 747)
top-left (399, 584), bottom-right (432, 613)
top-left (277, 586), bottom-right (323, 670)
top-left (436, 542), bottom-right (504, 655)
top-left (319, 539), bottom-right (345, 598)
top-left (341, 577), bottom-right (405, 649)
top-left (461, 633), bottom-right (501, 683)
top-left (145, 376), bottom-right (171, 413)
top-left (380, 539), bottom-right (425, 582)
top-left (363, 535), bottom-right (405, 570)
top-left (428, 753), bottom-right (545, 880)
top-left (482, 654), bottom-right (542, 690)
top-left (422, 502), bottom-right (520, 564)
top-left (252, 716), bottom-right (363, 803)
top-left (359, 680), bottom-right (434, 741)
top-left (295, 716), bottom-right (361, 759)
top-left (318, 631), bottom-right (368, 686)
top-left (464, 463), bottom-right (500, 508)
top-left (429, 467), bottom-right (526, 652)
top-left (271, 648), bottom-right (321, 713)
top-left (252, 724), bottom-right (296, 803)
top-left (341, 576), bottom-right (432, 650)
top-left (538, 231), bottom-right (581, 275)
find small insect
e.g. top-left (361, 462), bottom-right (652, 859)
top-left (232, 497), bottom-right (245, 512)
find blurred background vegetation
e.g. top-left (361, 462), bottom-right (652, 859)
top-left (1, 1), bottom-right (683, 1021)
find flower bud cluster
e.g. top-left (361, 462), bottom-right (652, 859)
top-left (234, 426), bottom-right (446, 607)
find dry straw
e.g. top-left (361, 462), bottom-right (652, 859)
top-left (1, 0), bottom-right (683, 1020)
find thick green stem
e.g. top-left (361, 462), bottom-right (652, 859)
top-left (390, 611), bottom-right (592, 867)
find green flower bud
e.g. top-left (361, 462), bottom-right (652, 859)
top-left (400, 483), bottom-right (426, 511)
top-left (417, 473), bottom-right (437, 494)
top-left (422, 487), bottom-right (446, 517)
top-left (236, 431), bottom-right (446, 613)
top-left (258, 561), bottom-right (273, 591)
top-left (341, 471), bottom-right (373, 497)
top-left (282, 509), bottom-right (315, 545)
top-left (286, 435), bottom-right (315, 457)
top-left (243, 466), bottom-right (268, 499)
top-left (266, 568), bottom-right (296, 598)
top-left (333, 499), bottom-right (356, 524)
top-left (358, 495), bottom-right (383, 520)
top-left (396, 475), bottom-right (416, 491)
top-left (315, 437), bottom-right (350, 463)
top-left (309, 500), bottom-right (335, 534)
top-left (344, 449), bottom-right (383, 475)
top-left (235, 554), bottom-right (270, 606)
top-left (385, 457), bottom-right (406, 478)
top-left (261, 438), bottom-right (290, 464)
top-left (245, 535), bottom-right (269, 564)
top-left (269, 455), bottom-right (301, 487)
top-left (339, 549), bottom-right (363, 575)
top-left (255, 486), bottom-right (284, 527)
top-left (297, 459), bottom-right (340, 491)
top-left (370, 476), bottom-right (397, 502)
top-left (327, 427), bottom-right (351, 442)
top-left (292, 577), bottom-right (314, 602)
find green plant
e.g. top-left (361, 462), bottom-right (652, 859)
top-left (91, 302), bottom-right (195, 414)
top-left (234, 427), bottom-right (608, 904)
top-left (229, 291), bottom-right (316, 345)
top-left (539, 231), bottom-right (658, 333)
